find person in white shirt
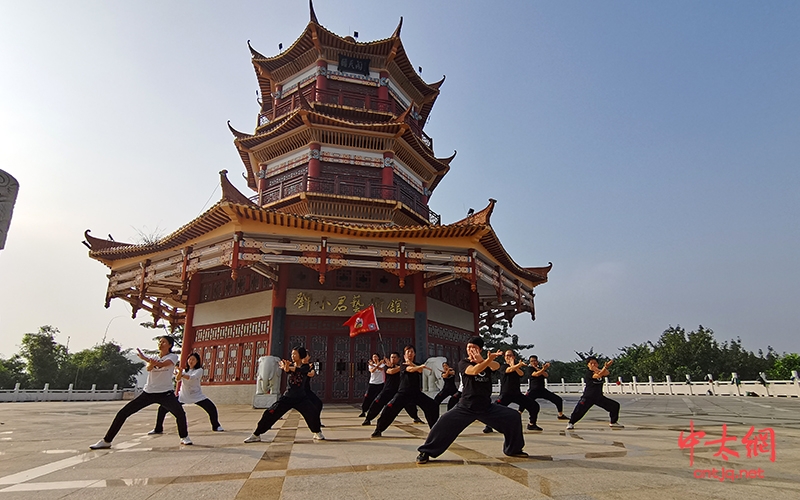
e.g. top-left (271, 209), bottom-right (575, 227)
top-left (150, 352), bottom-right (223, 434)
top-left (89, 336), bottom-right (192, 449)
top-left (359, 353), bottom-right (386, 417)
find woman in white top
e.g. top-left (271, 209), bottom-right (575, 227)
top-left (151, 352), bottom-right (223, 433)
top-left (90, 336), bottom-right (191, 449)
top-left (359, 353), bottom-right (386, 417)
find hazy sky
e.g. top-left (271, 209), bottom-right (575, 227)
top-left (1, 1), bottom-right (798, 363)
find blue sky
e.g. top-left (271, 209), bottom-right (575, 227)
top-left (1, 1), bottom-right (798, 362)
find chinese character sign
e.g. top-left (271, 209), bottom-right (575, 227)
top-left (286, 289), bottom-right (412, 318)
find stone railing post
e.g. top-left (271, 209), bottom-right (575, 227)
top-left (632, 376), bottom-right (638, 394)
top-left (666, 375), bottom-right (673, 395)
top-left (732, 372), bottom-right (741, 396)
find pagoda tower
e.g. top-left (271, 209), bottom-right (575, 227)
top-left (84, 2), bottom-right (551, 404)
top-left (230, 3), bottom-right (451, 227)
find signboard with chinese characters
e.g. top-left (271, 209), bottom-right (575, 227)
top-left (286, 289), bottom-right (413, 318)
top-left (338, 54), bottom-right (370, 76)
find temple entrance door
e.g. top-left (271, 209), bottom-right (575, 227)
top-left (286, 333), bottom-right (370, 403)
top-left (330, 335), bottom-right (371, 403)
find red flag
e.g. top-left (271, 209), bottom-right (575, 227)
top-left (343, 305), bottom-right (380, 337)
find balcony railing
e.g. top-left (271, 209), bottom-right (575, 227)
top-left (258, 85), bottom-right (433, 151)
top-left (251, 174), bottom-right (440, 225)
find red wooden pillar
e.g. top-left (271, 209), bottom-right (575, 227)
top-left (382, 151), bottom-right (394, 199)
top-left (413, 269), bottom-right (429, 361)
top-left (315, 59), bottom-right (328, 100)
top-left (269, 264), bottom-right (290, 357)
top-left (308, 143), bottom-right (322, 192)
top-left (181, 273), bottom-right (202, 368)
top-left (378, 71), bottom-right (389, 104)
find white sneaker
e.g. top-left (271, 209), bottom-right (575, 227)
top-left (213, 426), bottom-right (225, 432)
top-left (147, 429), bottom-right (162, 435)
top-left (244, 433), bottom-right (261, 443)
top-left (312, 432), bottom-right (325, 441)
top-left (565, 423), bottom-right (574, 430)
top-left (180, 437), bottom-right (193, 445)
top-left (89, 439), bottom-right (111, 450)
top-left (609, 422), bottom-right (625, 429)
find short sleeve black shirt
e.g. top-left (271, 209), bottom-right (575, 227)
top-left (499, 364), bottom-right (522, 396)
top-left (284, 364), bottom-right (310, 399)
top-left (384, 368), bottom-right (401, 392)
top-left (458, 358), bottom-right (494, 412)
top-left (583, 368), bottom-right (604, 398)
top-left (527, 366), bottom-right (546, 392)
top-left (398, 365), bottom-right (422, 393)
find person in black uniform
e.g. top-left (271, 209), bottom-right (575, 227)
top-left (416, 337), bottom-right (527, 464)
top-left (433, 360), bottom-right (459, 410)
top-left (362, 352), bottom-right (422, 426)
top-left (372, 345), bottom-right (439, 437)
top-left (566, 356), bottom-right (623, 430)
top-left (483, 350), bottom-right (542, 432)
top-left (526, 355), bottom-right (568, 420)
top-left (244, 347), bottom-right (325, 442)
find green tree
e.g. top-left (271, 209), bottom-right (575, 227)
top-left (139, 322), bottom-right (183, 355)
top-left (19, 326), bottom-right (70, 388)
top-left (478, 320), bottom-right (534, 354)
top-left (0, 355), bottom-right (28, 389)
top-left (69, 342), bottom-right (144, 390)
top-left (767, 353), bottom-right (800, 380)
top-left (546, 349), bottom-right (606, 383)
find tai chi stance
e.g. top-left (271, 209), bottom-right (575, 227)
top-left (372, 345), bottom-right (439, 437)
top-left (433, 360), bottom-right (459, 411)
top-left (484, 350), bottom-right (541, 432)
top-left (362, 352), bottom-right (422, 426)
top-left (244, 347), bottom-right (325, 442)
top-left (416, 337), bottom-right (527, 464)
top-left (566, 356), bottom-right (623, 430)
top-left (90, 336), bottom-right (191, 449)
top-left (359, 353), bottom-right (385, 417)
top-left (151, 352), bottom-right (224, 434)
top-left (526, 355), bottom-right (568, 420)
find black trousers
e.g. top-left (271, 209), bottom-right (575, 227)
top-left (154, 398), bottom-right (220, 432)
top-left (375, 391), bottom-right (439, 432)
top-left (433, 384), bottom-right (458, 405)
top-left (446, 392), bottom-right (461, 411)
top-left (569, 394), bottom-right (620, 424)
top-left (496, 392), bottom-right (540, 425)
top-left (361, 383), bottom-right (384, 413)
top-left (418, 404), bottom-right (525, 458)
top-left (104, 390), bottom-right (187, 442)
top-left (364, 388), bottom-right (420, 422)
top-left (254, 395), bottom-right (321, 435)
top-left (527, 388), bottom-right (564, 413)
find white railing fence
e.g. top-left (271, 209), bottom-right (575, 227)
top-left (523, 370), bottom-right (800, 398)
top-left (0, 383), bottom-right (138, 402)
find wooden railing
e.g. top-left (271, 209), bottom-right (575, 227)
top-left (258, 85), bottom-right (433, 151)
top-left (251, 174), bottom-right (440, 225)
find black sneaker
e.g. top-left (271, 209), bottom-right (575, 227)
top-left (557, 414), bottom-right (569, 420)
top-left (416, 452), bottom-right (430, 464)
top-left (371, 430), bottom-right (382, 438)
top-left (361, 419), bottom-right (371, 426)
top-left (358, 412), bottom-right (366, 418)
top-left (527, 424), bottom-right (543, 431)
top-left (413, 419), bottom-right (425, 424)
top-left (482, 426), bottom-right (493, 433)
top-left (507, 451), bottom-right (529, 458)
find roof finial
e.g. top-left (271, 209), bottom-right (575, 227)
top-left (392, 16), bottom-right (403, 38)
top-left (309, 0), bottom-right (319, 24)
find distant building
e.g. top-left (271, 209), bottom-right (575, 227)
top-left (85, 2), bottom-right (551, 404)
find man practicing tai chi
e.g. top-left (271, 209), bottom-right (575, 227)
top-left (416, 337), bottom-right (527, 464)
top-left (526, 355), bottom-right (568, 420)
top-left (90, 336), bottom-right (192, 449)
top-left (359, 353), bottom-right (385, 418)
top-left (372, 345), bottom-right (439, 437)
top-left (362, 352), bottom-right (422, 426)
top-left (244, 347), bottom-right (325, 443)
top-left (433, 360), bottom-right (459, 410)
top-left (566, 356), bottom-right (623, 430)
top-left (483, 350), bottom-right (541, 433)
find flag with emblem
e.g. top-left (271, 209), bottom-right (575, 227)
top-left (343, 304), bottom-right (379, 337)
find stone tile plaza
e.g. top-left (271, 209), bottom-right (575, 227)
top-left (1, 395), bottom-right (798, 499)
